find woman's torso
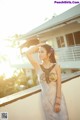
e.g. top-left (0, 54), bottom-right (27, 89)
top-left (38, 64), bottom-right (57, 86)
top-left (37, 63), bottom-right (58, 93)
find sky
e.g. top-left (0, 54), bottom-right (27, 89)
top-left (0, 0), bottom-right (77, 38)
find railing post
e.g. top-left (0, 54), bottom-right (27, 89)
top-left (72, 46), bottom-right (75, 61)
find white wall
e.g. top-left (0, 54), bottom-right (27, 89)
top-left (62, 77), bottom-right (80, 120)
top-left (0, 93), bottom-right (46, 120)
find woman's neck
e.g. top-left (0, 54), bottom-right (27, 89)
top-left (42, 59), bottom-right (53, 68)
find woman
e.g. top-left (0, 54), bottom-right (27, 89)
top-left (24, 43), bottom-right (69, 120)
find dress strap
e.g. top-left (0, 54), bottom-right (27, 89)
top-left (40, 64), bottom-right (55, 83)
top-left (40, 64), bottom-right (55, 72)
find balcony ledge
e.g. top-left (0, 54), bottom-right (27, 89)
top-left (0, 71), bottom-right (80, 107)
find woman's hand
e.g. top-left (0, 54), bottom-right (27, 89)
top-left (54, 103), bottom-right (60, 112)
top-left (54, 97), bottom-right (61, 112)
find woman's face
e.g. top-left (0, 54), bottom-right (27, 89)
top-left (38, 47), bottom-right (49, 60)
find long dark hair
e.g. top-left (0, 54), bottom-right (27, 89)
top-left (41, 44), bottom-right (56, 63)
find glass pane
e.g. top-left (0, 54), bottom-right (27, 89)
top-left (74, 31), bottom-right (80, 45)
top-left (66, 33), bottom-right (74, 46)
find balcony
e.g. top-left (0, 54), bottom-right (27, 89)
top-left (55, 45), bottom-right (80, 68)
top-left (0, 73), bottom-right (80, 120)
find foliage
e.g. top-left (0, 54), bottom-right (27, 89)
top-left (0, 68), bottom-right (38, 98)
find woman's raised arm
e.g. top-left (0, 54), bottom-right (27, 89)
top-left (22, 43), bottom-right (45, 72)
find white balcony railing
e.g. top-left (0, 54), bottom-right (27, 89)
top-left (55, 45), bottom-right (80, 62)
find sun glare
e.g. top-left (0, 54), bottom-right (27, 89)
top-left (0, 39), bottom-right (23, 79)
top-left (0, 0), bottom-right (77, 80)
top-left (0, 0), bottom-right (77, 37)
top-left (0, 62), bottom-right (16, 79)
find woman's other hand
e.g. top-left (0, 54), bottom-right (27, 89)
top-left (54, 103), bottom-right (60, 113)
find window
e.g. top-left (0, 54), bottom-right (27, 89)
top-left (73, 31), bottom-right (80, 45)
top-left (56, 36), bottom-right (65, 48)
top-left (66, 33), bottom-right (74, 46)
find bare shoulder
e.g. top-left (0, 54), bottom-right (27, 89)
top-left (55, 63), bottom-right (61, 71)
top-left (55, 63), bottom-right (60, 67)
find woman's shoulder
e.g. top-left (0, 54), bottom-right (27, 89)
top-left (54, 63), bottom-right (61, 69)
top-left (54, 63), bottom-right (61, 73)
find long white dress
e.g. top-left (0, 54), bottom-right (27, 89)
top-left (38, 64), bottom-right (69, 120)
